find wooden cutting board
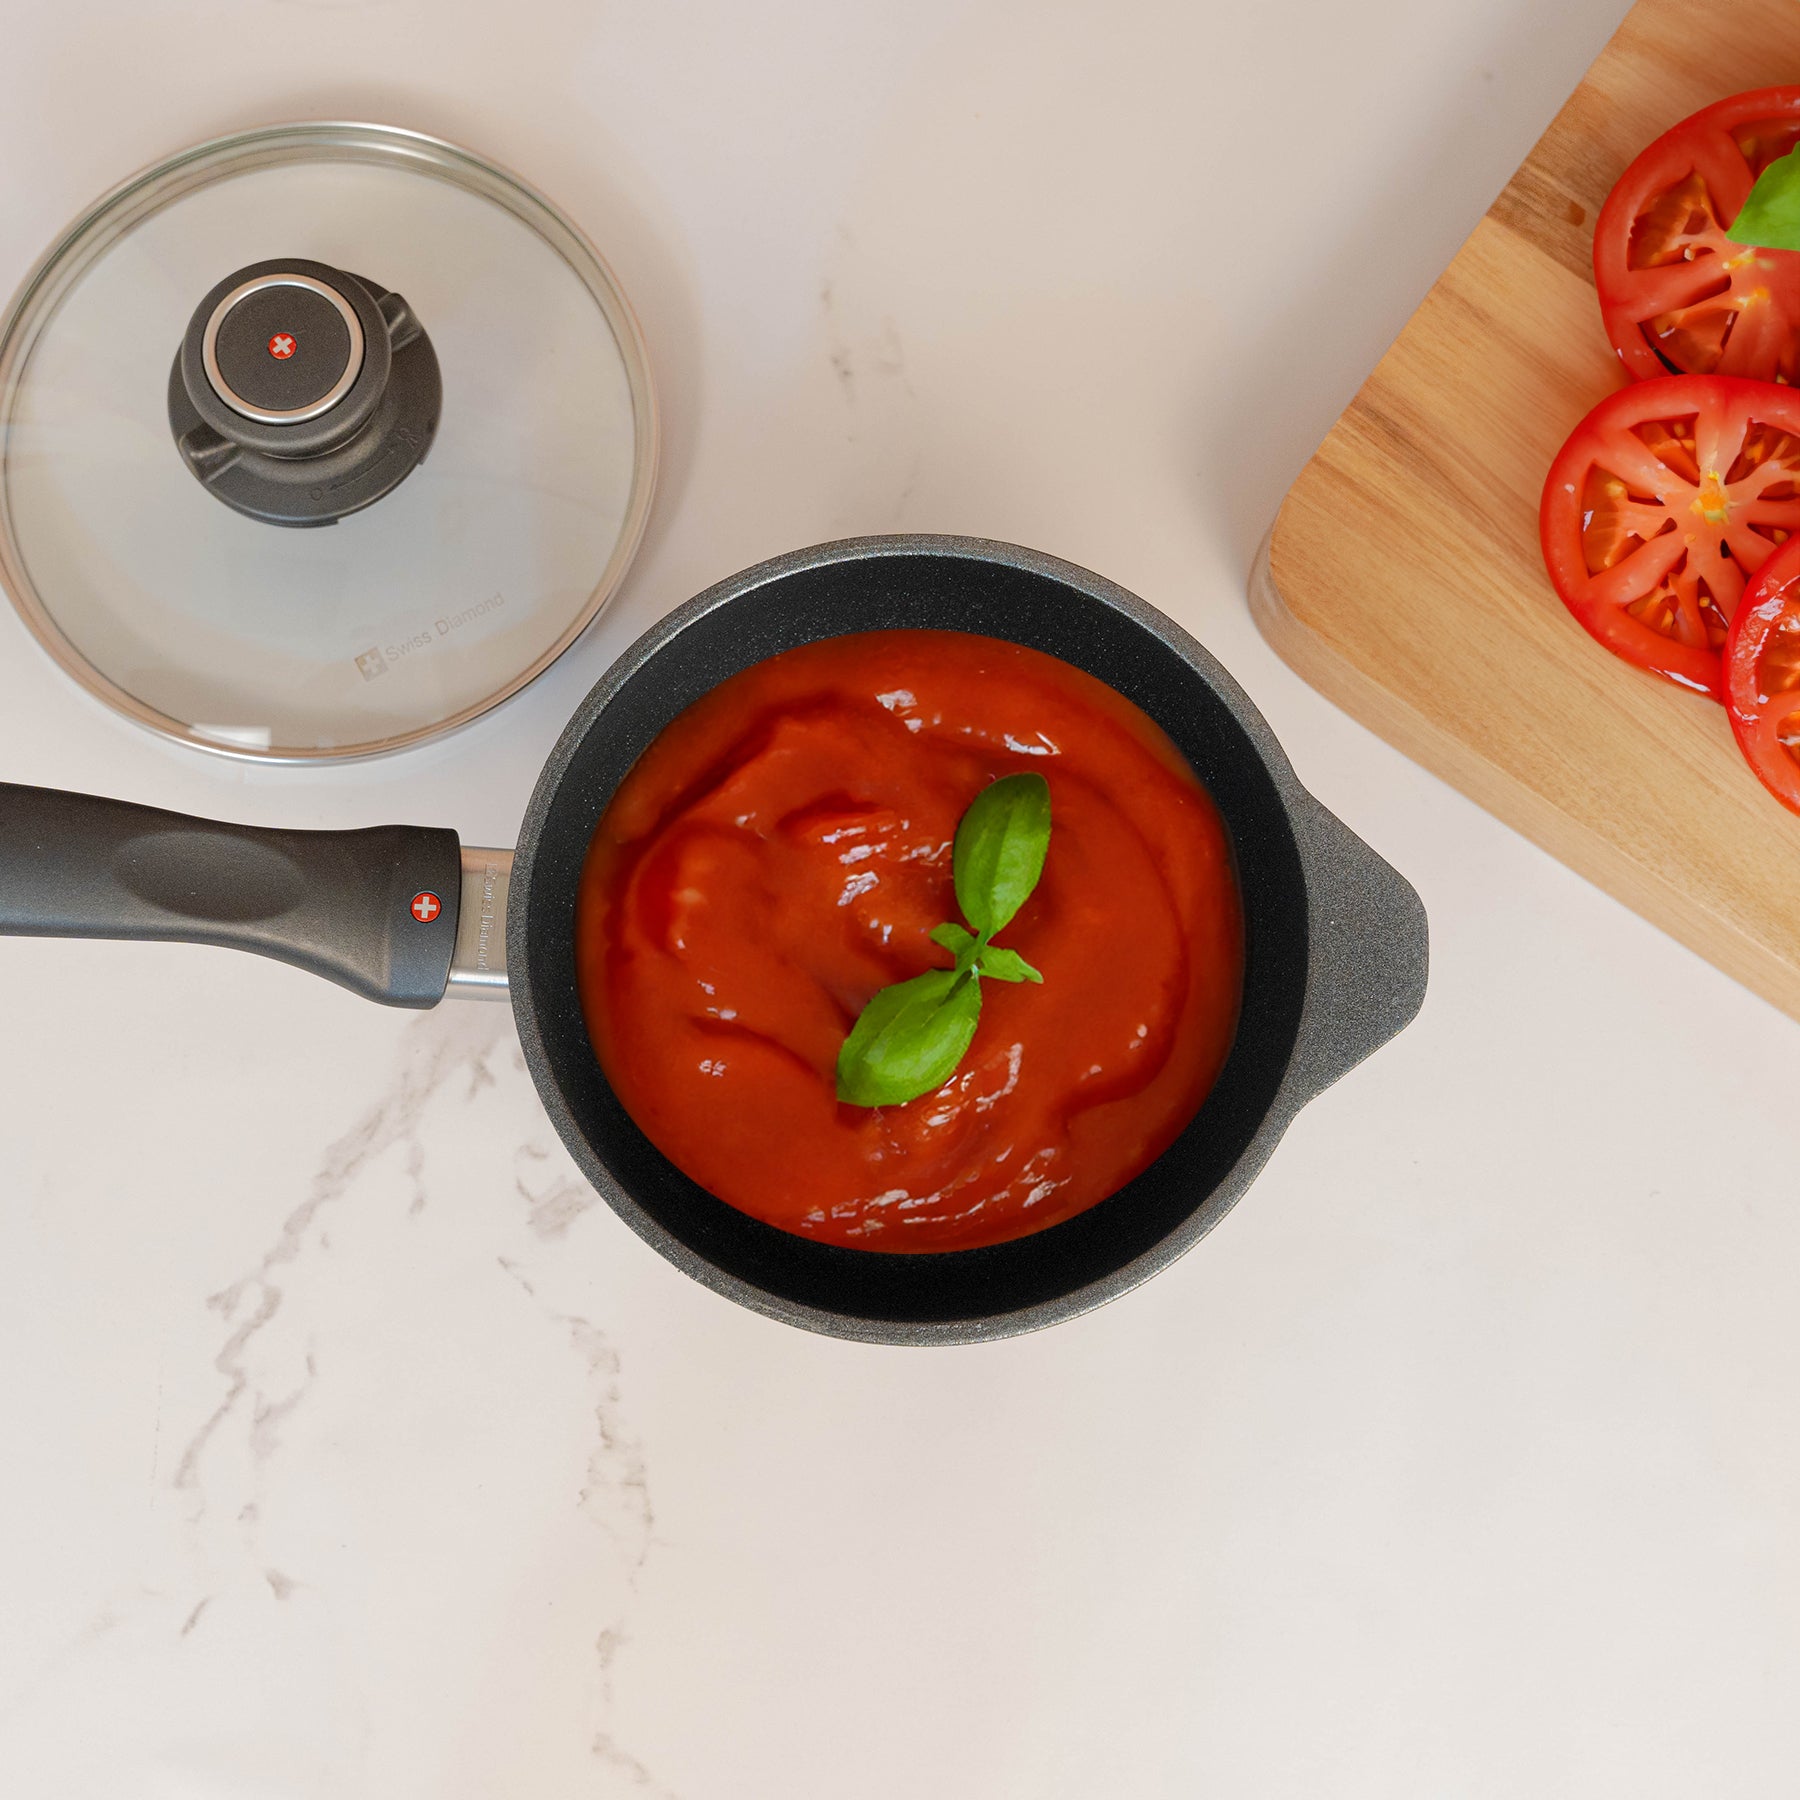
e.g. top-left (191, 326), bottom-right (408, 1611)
top-left (1255, 0), bottom-right (1800, 1021)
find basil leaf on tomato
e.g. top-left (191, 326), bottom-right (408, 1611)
top-left (1596, 89), bottom-right (1800, 383)
top-left (1726, 143), bottom-right (1800, 252)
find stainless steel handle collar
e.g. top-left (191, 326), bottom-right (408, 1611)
top-left (447, 847), bottom-right (511, 997)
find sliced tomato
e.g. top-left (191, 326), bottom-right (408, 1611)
top-left (1540, 376), bottom-right (1800, 698)
top-left (1594, 87), bottom-right (1800, 384)
top-left (1725, 532), bottom-right (1800, 812)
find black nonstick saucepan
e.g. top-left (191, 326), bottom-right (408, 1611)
top-left (0, 536), bottom-right (1428, 1343)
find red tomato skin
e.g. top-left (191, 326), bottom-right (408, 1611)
top-left (1725, 534), bottom-right (1800, 814)
top-left (1594, 87), bottom-right (1800, 384)
top-left (1538, 375), bottom-right (1800, 701)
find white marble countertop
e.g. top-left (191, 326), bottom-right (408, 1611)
top-left (4, 1), bottom-right (1798, 1793)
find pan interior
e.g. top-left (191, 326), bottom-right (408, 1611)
top-left (520, 551), bottom-right (1308, 1326)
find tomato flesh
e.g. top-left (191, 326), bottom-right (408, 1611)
top-left (1725, 533), bottom-right (1800, 812)
top-left (1540, 376), bottom-right (1800, 697)
top-left (1595, 87), bottom-right (1800, 384)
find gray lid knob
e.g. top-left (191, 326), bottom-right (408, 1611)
top-left (169, 257), bottom-right (441, 528)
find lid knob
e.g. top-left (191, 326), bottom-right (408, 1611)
top-left (168, 257), bottom-right (442, 527)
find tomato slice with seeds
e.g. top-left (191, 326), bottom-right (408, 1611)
top-left (1540, 376), bottom-right (1800, 698)
top-left (1594, 87), bottom-right (1800, 384)
top-left (1725, 532), bottom-right (1800, 813)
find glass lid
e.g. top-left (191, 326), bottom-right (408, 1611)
top-left (0, 122), bottom-right (658, 761)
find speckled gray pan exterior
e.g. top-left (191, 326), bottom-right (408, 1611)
top-left (509, 536), bottom-right (1428, 1344)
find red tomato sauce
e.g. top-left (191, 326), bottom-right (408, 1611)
top-left (575, 631), bottom-right (1243, 1252)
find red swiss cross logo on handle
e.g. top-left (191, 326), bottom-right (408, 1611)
top-left (269, 333), bottom-right (296, 360)
top-left (410, 891), bottom-right (442, 923)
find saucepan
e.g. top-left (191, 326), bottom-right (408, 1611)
top-left (0, 535), bottom-right (1428, 1342)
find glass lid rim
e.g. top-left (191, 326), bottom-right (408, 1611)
top-left (0, 119), bottom-right (660, 765)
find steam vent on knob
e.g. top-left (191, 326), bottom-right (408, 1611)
top-left (167, 257), bottom-right (442, 526)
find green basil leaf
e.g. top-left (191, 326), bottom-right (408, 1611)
top-left (973, 945), bottom-right (1042, 984)
top-left (952, 772), bottom-right (1052, 936)
top-left (835, 777), bottom-right (1051, 1105)
top-left (835, 969), bottom-right (982, 1107)
top-left (930, 920), bottom-right (977, 961)
top-left (1725, 145), bottom-right (1800, 251)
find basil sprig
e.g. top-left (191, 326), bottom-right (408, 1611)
top-left (835, 773), bottom-right (1051, 1108)
top-left (1725, 146), bottom-right (1800, 253)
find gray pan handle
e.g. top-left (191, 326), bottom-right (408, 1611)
top-left (1284, 793), bottom-right (1428, 1103)
top-left (0, 783), bottom-right (463, 1007)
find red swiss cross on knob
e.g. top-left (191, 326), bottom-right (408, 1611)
top-left (268, 333), bottom-right (296, 360)
top-left (410, 891), bottom-right (442, 923)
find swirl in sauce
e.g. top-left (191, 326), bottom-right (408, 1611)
top-left (575, 631), bottom-right (1243, 1252)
